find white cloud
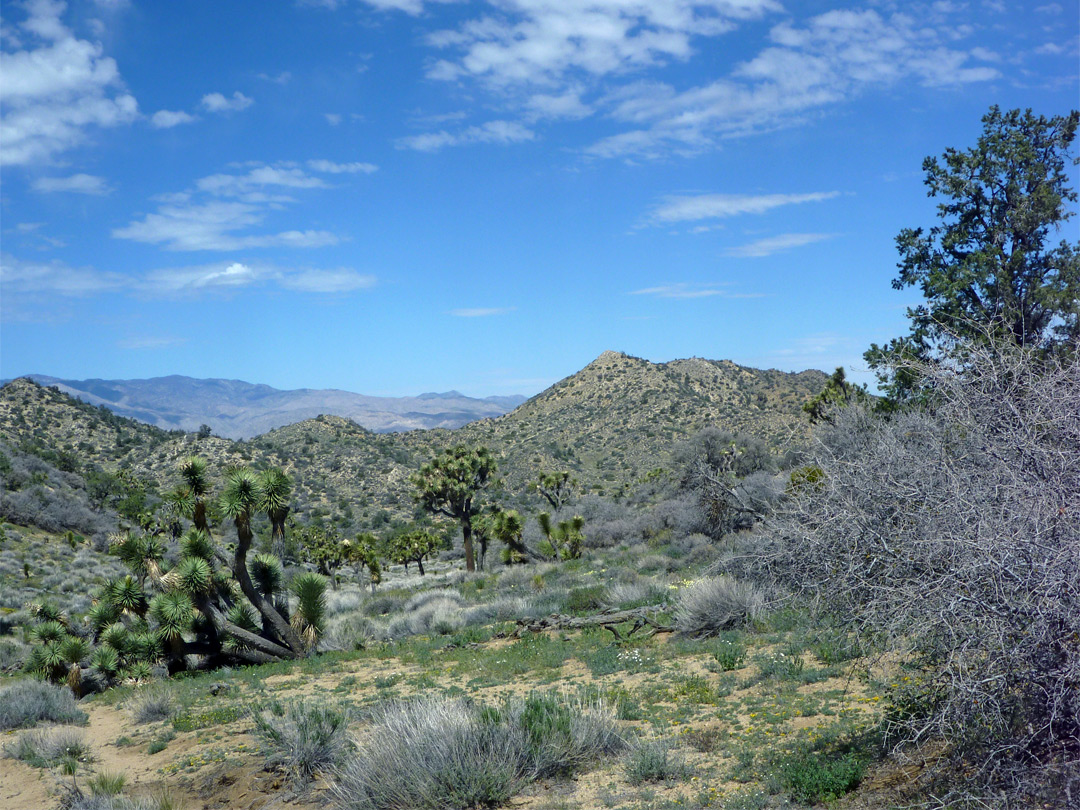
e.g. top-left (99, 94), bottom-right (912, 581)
top-left (281, 268), bottom-right (376, 293)
top-left (525, 90), bottom-right (593, 121)
top-left (425, 1), bottom-right (782, 87)
top-left (450, 307), bottom-right (516, 317)
top-left (196, 165), bottom-right (327, 197)
top-left (201, 91), bottom-right (254, 113)
top-left (151, 109), bottom-right (197, 128)
top-left (307, 159), bottom-right (378, 174)
top-left (725, 232), bottom-right (834, 257)
top-left (587, 8), bottom-right (1001, 158)
top-left (324, 113), bottom-right (342, 126)
top-left (1, 0), bottom-right (138, 165)
top-left (113, 199), bottom-right (338, 251)
top-left (1, 252), bottom-right (126, 297)
top-left (32, 173), bottom-right (111, 194)
top-left (629, 283), bottom-right (727, 299)
top-left (650, 192), bottom-right (840, 224)
top-left (397, 120), bottom-right (535, 151)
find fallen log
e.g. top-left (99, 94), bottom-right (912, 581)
top-left (514, 605), bottom-right (673, 641)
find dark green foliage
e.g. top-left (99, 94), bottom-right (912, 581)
top-left (802, 367), bottom-right (869, 423)
top-left (774, 749), bottom-right (865, 803)
top-left (867, 106), bottom-right (1080, 404)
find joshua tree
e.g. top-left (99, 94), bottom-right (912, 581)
top-left (412, 445), bottom-right (497, 572)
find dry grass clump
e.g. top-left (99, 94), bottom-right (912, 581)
top-left (0, 679), bottom-right (88, 730)
top-left (253, 700), bottom-right (353, 783)
top-left (673, 576), bottom-right (765, 638)
top-left (126, 684), bottom-right (176, 725)
top-left (329, 693), bottom-right (625, 810)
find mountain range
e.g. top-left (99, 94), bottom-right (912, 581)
top-left (8, 374), bottom-right (527, 438)
top-left (0, 352), bottom-right (828, 526)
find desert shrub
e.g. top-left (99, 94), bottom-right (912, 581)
top-left (766, 339), bottom-right (1079, 804)
top-left (0, 679), bottom-right (88, 730)
top-left (404, 588), bottom-right (465, 613)
top-left (624, 739), bottom-right (689, 785)
top-left (329, 693), bottom-right (623, 810)
top-left (320, 613), bottom-right (376, 652)
top-left (329, 698), bottom-right (525, 810)
top-left (4, 727), bottom-right (91, 767)
top-left (253, 700), bottom-right (352, 783)
top-left (673, 576), bottom-right (765, 637)
top-left (511, 692), bottom-right (625, 778)
top-left (126, 684), bottom-right (175, 725)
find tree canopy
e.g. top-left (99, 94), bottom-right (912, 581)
top-left (866, 106), bottom-right (1079, 402)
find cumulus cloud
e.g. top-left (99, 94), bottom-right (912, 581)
top-left (31, 173), bottom-right (111, 194)
top-left (725, 232), bottom-right (834, 257)
top-left (201, 91), bottom-right (254, 113)
top-left (650, 192), bottom-right (840, 224)
top-left (397, 120), bottom-right (535, 151)
top-left (151, 109), bottom-right (197, 128)
top-left (1, 0), bottom-right (138, 165)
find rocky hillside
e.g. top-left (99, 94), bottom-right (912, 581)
top-left (15, 374), bottom-right (526, 438)
top-left (0, 353), bottom-right (827, 527)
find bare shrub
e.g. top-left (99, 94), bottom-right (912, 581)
top-left (766, 340), bottom-right (1079, 805)
top-left (0, 679), bottom-right (87, 730)
top-left (673, 576), bottom-right (765, 638)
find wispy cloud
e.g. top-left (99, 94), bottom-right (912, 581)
top-left (725, 232), bottom-right (835, 257)
top-left (306, 159), bottom-right (378, 174)
top-left (116, 335), bottom-right (188, 350)
top-left (650, 191), bottom-right (840, 224)
top-left (450, 307), bottom-right (516, 317)
top-left (1, 0), bottom-right (138, 166)
top-left (588, 9), bottom-right (1001, 158)
top-left (1, 252), bottom-right (126, 297)
top-left (629, 282), bottom-right (764, 300)
top-left (31, 173), bottom-right (111, 195)
top-left (114, 160), bottom-right (375, 251)
top-left (397, 120), bottom-right (535, 152)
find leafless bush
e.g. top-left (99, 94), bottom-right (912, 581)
top-left (673, 576), bottom-right (765, 637)
top-left (766, 340), bottom-right (1079, 805)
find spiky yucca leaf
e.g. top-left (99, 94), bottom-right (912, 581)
top-left (212, 569), bottom-right (239, 599)
top-left (31, 621), bottom-right (67, 645)
top-left (290, 572), bottom-right (328, 646)
top-left (101, 623), bottom-right (132, 654)
top-left (125, 661), bottom-right (153, 682)
top-left (226, 603), bottom-right (260, 633)
top-left (59, 636), bottom-right (91, 665)
top-left (175, 557), bottom-right (213, 595)
top-left (180, 529), bottom-right (216, 561)
top-left (41, 641), bottom-right (65, 672)
top-left (108, 576), bottom-right (147, 615)
top-left (250, 553), bottom-right (284, 596)
top-left (258, 468), bottom-right (291, 517)
top-left (220, 467), bottom-right (259, 520)
top-left (27, 601), bottom-right (66, 625)
top-left (91, 645), bottom-right (120, 676)
top-left (179, 456), bottom-right (209, 497)
top-left (131, 631), bottom-right (161, 663)
top-left (88, 601), bottom-right (120, 634)
top-left (149, 592), bottom-right (194, 641)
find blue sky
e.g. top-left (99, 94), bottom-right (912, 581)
top-left (2, 0), bottom-right (1077, 397)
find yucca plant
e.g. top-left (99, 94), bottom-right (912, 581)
top-left (250, 554), bottom-right (284, 598)
top-left (173, 556), bottom-right (213, 596)
top-left (290, 573), bottom-right (328, 649)
top-left (180, 528), bottom-right (216, 561)
top-left (107, 575), bottom-right (148, 617)
top-left (90, 645), bottom-right (121, 678)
